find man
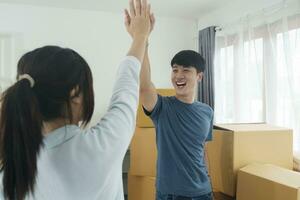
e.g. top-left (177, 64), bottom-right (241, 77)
top-left (125, 8), bottom-right (213, 200)
top-left (140, 48), bottom-right (214, 200)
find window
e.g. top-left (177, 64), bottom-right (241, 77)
top-left (214, 15), bottom-right (300, 152)
top-left (214, 37), bottom-right (264, 123)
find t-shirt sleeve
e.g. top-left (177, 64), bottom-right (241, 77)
top-left (143, 94), bottom-right (163, 123)
top-left (205, 109), bottom-right (214, 142)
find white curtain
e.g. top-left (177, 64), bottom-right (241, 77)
top-left (214, 9), bottom-right (300, 153)
top-left (214, 28), bottom-right (264, 124)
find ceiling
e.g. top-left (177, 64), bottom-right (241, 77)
top-left (0, 0), bottom-right (234, 20)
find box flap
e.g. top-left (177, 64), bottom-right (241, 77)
top-left (213, 125), bottom-right (233, 131)
top-left (214, 123), bottom-right (291, 132)
top-left (240, 163), bottom-right (300, 188)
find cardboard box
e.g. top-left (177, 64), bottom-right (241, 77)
top-left (213, 192), bottom-right (236, 200)
top-left (294, 152), bottom-right (300, 172)
top-left (206, 123), bottom-right (294, 196)
top-left (236, 163), bottom-right (300, 200)
top-left (137, 89), bottom-right (175, 127)
top-left (128, 174), bottom-right (156, 200)
top-left (130, 128), bottom-right (157, 177)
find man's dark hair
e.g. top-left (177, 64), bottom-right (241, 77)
top-left (171, 50), bottom-right (205, 73)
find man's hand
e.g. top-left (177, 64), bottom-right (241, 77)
top-left (125, 0), bottom-right (152, 62)
top-left (124, 0), bottom-right (155, 39)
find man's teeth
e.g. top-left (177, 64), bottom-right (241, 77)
top-left (176, 82), bottom-right (186, 87)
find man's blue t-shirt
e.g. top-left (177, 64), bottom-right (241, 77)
top-left (144, 95), bottom-right (214, 197)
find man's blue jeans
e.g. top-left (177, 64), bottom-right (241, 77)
top-left (156, 191), bottom-right (213, 200)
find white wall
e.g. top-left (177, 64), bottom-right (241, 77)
top-left (0, 3), bottom-right (197, 126)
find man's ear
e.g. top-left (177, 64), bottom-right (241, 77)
top-left (197, 72), bottom-right (204, 82)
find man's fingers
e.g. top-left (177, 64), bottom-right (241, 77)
top-left (150, 13), bottom-right (155, 30)
top-left (146, 4), bottom-right (151, 19)
top-left (135, 0), bottom-right (142, 16)
top-left (150, 13), bottom-right (155, 24)
top-left (125, 9), bottom-right (130, 17)
top-left (141, 0), bottom-right (147, 17)
top-left (129, 0), bottom-right (136, 17)
top-left (125, 9), bottom-right (131, 22)
top-left (124, 9), bottom-right (131, 26)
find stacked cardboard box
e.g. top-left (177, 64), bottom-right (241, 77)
top-left (294, 152), bottom-right (300, 172)
top-left (236, 163), bottom-right (300, 200)
top-left (206, 123), bottom-right (294, 198)
top-left (135, 89), bottom-right (176, 127)
top-left (130, 128), bottom-right (157, 177)
top-left (128, 89), bottom-right (175, 200)
top-left (128, 175), bottom-right (156, 200)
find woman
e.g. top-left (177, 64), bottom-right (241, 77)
top-left (0, 0), bottom-right (152, 199)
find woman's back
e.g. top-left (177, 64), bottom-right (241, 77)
top-left (1, 56), bottom-right (141, 200)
